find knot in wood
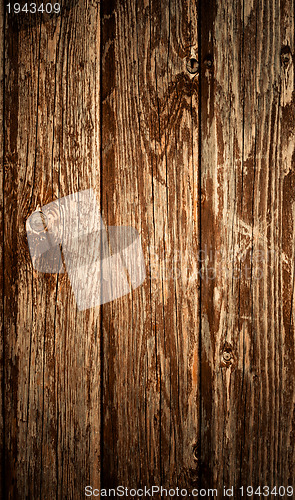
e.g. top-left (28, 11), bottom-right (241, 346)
top-left (186, 58), bottom-right (199, 75)
top-left (29, 211), bottom-right (48, 232)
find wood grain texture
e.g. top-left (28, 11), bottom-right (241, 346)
top-left (2, 1), bottom-right (101, 498)
top-left (100, 0), bottom-right (200, 490)
top-left (1, 0), bottom-right (295, 497)
top-left (0, 1), bottom-right (4, 498)
top-left (199, 0), bottom-right (295, 492)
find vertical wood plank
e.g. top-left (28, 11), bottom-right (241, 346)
top-left (200, 0), bottom-right (295, 492)
top-left (0, 2), bottom-right (4, 498)
top-left (100, 0), bottom-right (201, 489)
top-left (3, 1), bottom-right (101, 497)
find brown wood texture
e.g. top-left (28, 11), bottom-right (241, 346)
top-left (100, 0), bottom-right (200, 490)
top-left (0, 1), bottom-right (4, 498)
top-left (2, 1), bottom-right (101, 498)
top-left (1, 0), bottom-right (295, 498)
top-left (199, 0), bottom-right (295, 491)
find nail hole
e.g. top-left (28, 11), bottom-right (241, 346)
top-left (221, 344), bottom-right (234, 367)
top-left (204, 55), bottom-right (214, 69)
top-left (186, 58), bottom-right (199, 75)
top-left (281, 46), bottom-right (292, 68)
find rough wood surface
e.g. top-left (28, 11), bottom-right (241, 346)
top-left (199, 0), bottom-right (295, 492)
top-left (0, 1), bottom-right (4, 498)
top-left (1, 0), bottom-right (295, 498)
top-left (2, 1), bottom-right (101, 498)
top-left (100, 0), bottom-right (200, 490)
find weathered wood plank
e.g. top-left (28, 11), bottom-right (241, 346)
top-left (3, 1), bottom-right (101, 497)
top-left (200, 0), bottom-right (295, 492)
top-left (100, 0), bottom-right (200, 489)
top-left (2, 0), bottom-right (295, 495)
top-left (0, 2), bottom-right (4, 498)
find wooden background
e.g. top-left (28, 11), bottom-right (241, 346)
top-left (1, 0), bottom-right (295, 497)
